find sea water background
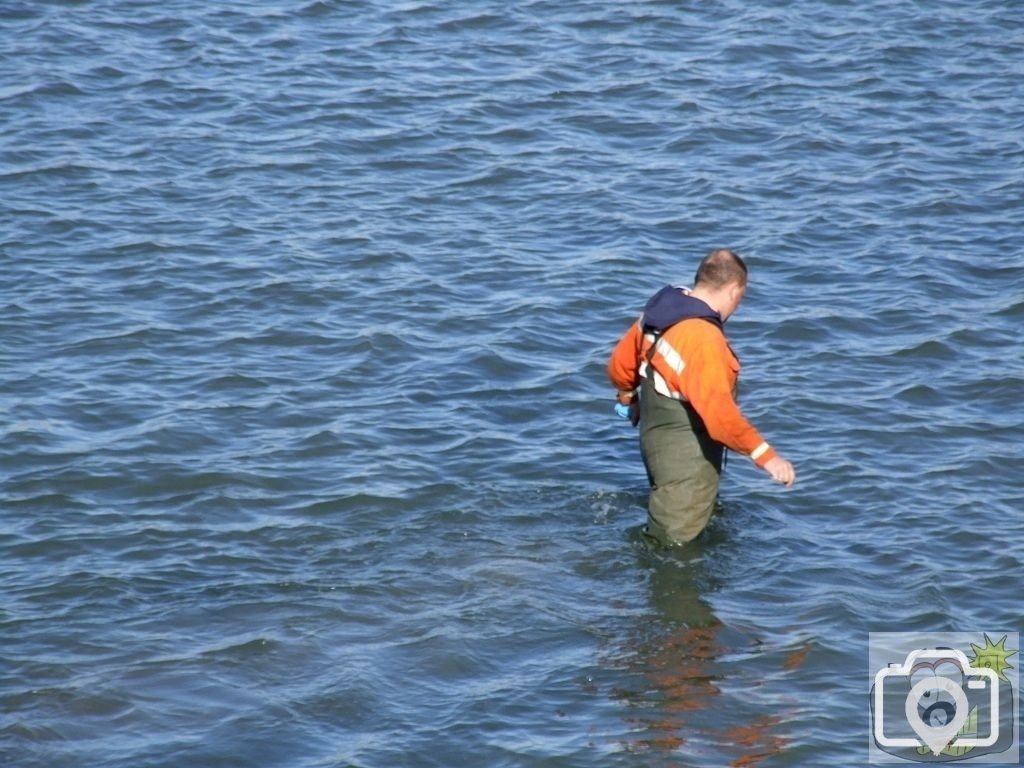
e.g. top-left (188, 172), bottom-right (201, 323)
top-left (2, 1), bottom-right (1023, 766)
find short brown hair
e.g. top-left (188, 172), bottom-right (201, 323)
top-left (694, 248), bottom-right (748, 289)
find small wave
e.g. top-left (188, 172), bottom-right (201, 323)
top-left (437, 13), bottom-right (510, 32)
top-left (297, 0), bottom-right (335, 17)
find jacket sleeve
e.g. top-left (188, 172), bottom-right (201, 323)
top-left (680, 326), bottom-right (778, 468)
top-left (607, 320), bottom-right (643, 393)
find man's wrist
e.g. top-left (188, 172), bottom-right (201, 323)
top-left (751, 442), bottom-right (777, 468)
top-left (616, 389), bottom-right (636, 405)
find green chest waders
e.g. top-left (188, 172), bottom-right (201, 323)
top-left (638, 373), bottom-right (724, 545)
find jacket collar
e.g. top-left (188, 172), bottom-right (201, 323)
top-left (640, 285), bottom-right (723, 333)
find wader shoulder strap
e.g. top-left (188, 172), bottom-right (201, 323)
top-left (644, 330), bottom-right (661, 363)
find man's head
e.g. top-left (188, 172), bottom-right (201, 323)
top-left (693, 248), bottom-right (748, 320)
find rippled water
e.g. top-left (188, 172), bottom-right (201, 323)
top-left (3, 1), bottom-right (1023, 766)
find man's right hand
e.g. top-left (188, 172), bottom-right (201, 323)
top-left (764, 456), bottom-right (796, 487)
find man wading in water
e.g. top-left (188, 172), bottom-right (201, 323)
top-left (607, 249), bottom-right (796, 546)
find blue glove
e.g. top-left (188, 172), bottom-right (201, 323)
top-left (614, 402), bottom-right (631, 420)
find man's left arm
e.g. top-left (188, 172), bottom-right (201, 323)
top-left (683, 334), bottom-right (778, 469)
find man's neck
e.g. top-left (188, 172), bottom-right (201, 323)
top-left (688, 285), bottom-right (726, 317)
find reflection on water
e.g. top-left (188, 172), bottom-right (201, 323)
top-left (605, 521), bottom-right (796, 767)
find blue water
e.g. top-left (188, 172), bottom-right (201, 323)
top-left (3, 2), bottom-right (1023, 766)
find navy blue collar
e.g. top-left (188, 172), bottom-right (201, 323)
top-left (640, 285), bottom-right (723, 333)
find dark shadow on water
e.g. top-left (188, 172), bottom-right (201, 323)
top-left (606, 507), bottom-right (790, 766)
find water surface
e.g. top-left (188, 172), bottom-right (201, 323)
top-left (3, 1), bottom-right (1023, 766)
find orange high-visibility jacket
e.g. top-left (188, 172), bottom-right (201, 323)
top-left (607, 301), bottom-right (777, 469)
